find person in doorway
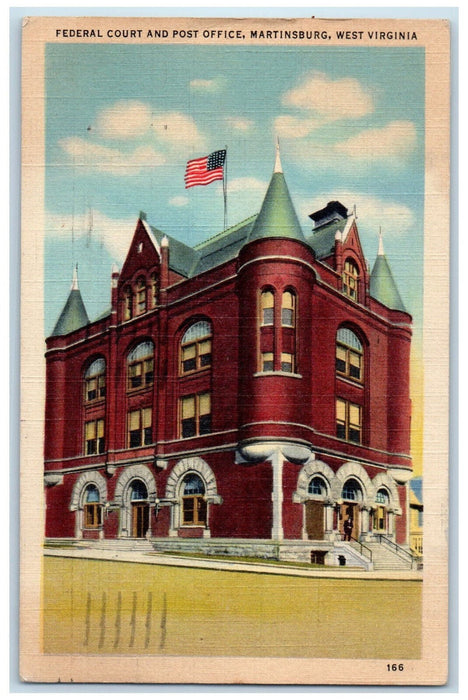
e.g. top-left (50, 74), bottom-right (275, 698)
top-left (343, 517), bottom-right (353, 541)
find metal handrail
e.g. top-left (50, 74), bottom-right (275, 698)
top-left (375, 534), bottom-right (415, 563)
top-left (341, 534), bottom-right (373, 562)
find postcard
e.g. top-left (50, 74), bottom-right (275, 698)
top-left (20, 15), bottom-right (450, 685)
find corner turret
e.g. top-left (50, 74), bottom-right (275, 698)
top-left (370, 230), bottom-right (407, 312)
top-left (51, 265), bottom-right (89, 336)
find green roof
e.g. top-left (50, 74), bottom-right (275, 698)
top-left (248, 171), bottom-right (305, 243)
top-left (370, 253), bottom-right (406, 312)
top-left (149, 225), bottom-right (201, 278)
top-left (306, 217), bottom-right (349, 259)
top-left (52, 289), bottom-right (89, 336)
top-left (194, 215), bottom-right (257, 274)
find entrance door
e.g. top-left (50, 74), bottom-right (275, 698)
top-left (305, 501), bottom-right (324, 540)
top-left (132, 503), bottom-right (149, 538)
top-left (340, 503), bottom-right (359, 540)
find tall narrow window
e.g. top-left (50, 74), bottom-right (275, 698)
top-left (180, 392), bottom-right (211, 438)
top-left (123, 286), bottom-right (133, 321)
top-left (260, 290), bottom-right (274, 326)
top-left (83, 484), bottom-right (102, 528)
top-left (281, 290), bottom-right (296, 327)
top-left (281, 352), bottom-right (294, 373)
top-left (127, 341), bottom-right (154, 391)
top-left (180, 321), bottom-right (212, 375)
top-left (342, 259), bottom-right (359, 301)
top-left (85, 418), bottom-right (105, 455)
top-left (135, 277), bottom-right (147, 315)
top-left (84, 358), bottom-right (106, 403)
top-left (150, 272), bottom-right (158, 308)
top-left (336, 399), bottom-right (362, 443)
top-left (128, 408), bottom-right (152, 447)
top-left (336, 328), bottom-right (363, 382)
top-left (181, 474), bottom-right (206, 526)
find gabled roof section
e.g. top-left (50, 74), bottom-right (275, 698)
top-left (193, 215), bottom-right (257, 274)
top-left (370, 235), bottom-right (406, 312)
top-left (51, 267), bottom-right (89, 336)
top-left (247, 155), bottom-right (305, 243)
top-left (149, 225), bottom-right (200, 278)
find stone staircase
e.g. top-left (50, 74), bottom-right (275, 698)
top-left (349, 539), bottom-right (416, 571)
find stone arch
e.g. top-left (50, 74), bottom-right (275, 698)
top-left (372, 472), bottom-right (402, 515)
top-left (114, 464), bottom-right (157, 505)
top-left (294, 459), bottom-right (340, 503)
top-left (70, 471), bottom-right (107, 511)
top-left (166, 456), bottom-right (218, 500)
top-left (336, 461), bottom-right (374, 506)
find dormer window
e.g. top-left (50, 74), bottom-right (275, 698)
top-left (342, 259), bottom-right (359, 301)
top-left (123, 286), bottom-right (133, 321)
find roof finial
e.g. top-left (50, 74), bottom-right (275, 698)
top-left (378, 226), bottom-right (385, 256)
top-left (274, 136), bottom-right (283, 174)
top-left (71, 263), bottom-right (79, 291)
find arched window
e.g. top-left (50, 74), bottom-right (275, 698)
top-left (308, 476), bottom-right (327, 497)
top-left (260, 290), bottom-right (274, 326)
top-left (135, 277), bottom-right (147, 315)
top-left (123, 285), bottom-right (133, 321)
top-left (336, 328), bottom-right (363, 382)
top-left (83, 484), bottom-right (102, 529)
top-left (281, 290), bottom-right (296, 327)
top-left (342, 478), bottom-right (363, 502)
top-left (130, 479), bottom-right (148, 501)
top-left (127, 341), bottom-right (154, 391)
top-left (181, 473), bottom-right (206, 526)
top-left (374, 488), bottom-right (390, 532)
top-left (180, 321), bottom-right (212, 375)
top-left (84, 358), bottom-right (106, 403)
top-left (342, 259), bottom-right (359, 301)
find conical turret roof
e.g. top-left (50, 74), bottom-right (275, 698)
top-left (248, 145), bottom-right (305, 243)
top-left (370, 233), bottom-right (406, 312)
top-left (52, 266), bottom-right (90, 336)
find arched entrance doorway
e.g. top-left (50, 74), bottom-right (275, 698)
top-left (130, 479), bottom-right (150, 538)
top-left (305, 476), bottom-right (327, 540)
top-left (340, 478), bottom-right (363, 540)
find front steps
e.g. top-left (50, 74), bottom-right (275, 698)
top-left (44, 536), bottom-right (419, 571)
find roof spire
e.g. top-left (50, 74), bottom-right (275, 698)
top-left (274, 137), bottom-right (283, 174)
top-left (71, 263), bottom-right (79, 291)
top-left (378, 226), bottom-right (385, 256)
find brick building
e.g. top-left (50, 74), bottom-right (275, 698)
top-left (44, 153), bottom-right (415, 568)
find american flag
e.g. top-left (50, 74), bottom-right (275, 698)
top-left (184, 149), bottom-right (226, 189)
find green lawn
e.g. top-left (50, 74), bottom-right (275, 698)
top-left (43, 556), bottom-right (422, 658)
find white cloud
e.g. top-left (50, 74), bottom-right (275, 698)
top-left (227, 177), bottom-right (267, 195)
top-left (274, 115), bottom-right (321, 139)
top-left (46, 209), bottom-right (139, 262)
top-left (190, 78), bottom-right (224, 92)
top-left (59, 137), bottom-right (166, 176)
top-left (282, 71), bottom-right (374, 120)
top-left (225, 117), bottom-right (254, 132)
top-left (334, 121), bottom-right (417, 160)
top-left (95, 100), bottom-right (152, 140)
top-left (169, 196), bottom-right (189, 207)
top-left (151, 112), bottom-right (206, 151)
top-left (299, 192), bottom-right (415, 238)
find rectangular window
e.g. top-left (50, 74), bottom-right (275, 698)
top-left (128, 358), bottom-right (154, 391)
top-left (180, 339), bottom-right (212, 374)
top-left (261, 351), bottom-right (274, 372)
top-left (128, 408), bottom-right (152, 448)
top-left (85, 419), bottom-right (105, 455)
top-left (336, 399), bottom-right (362, 444)
top-left (281, 352), bottom-right (294, 373)
top-left (180, 393), bottom-right (212, 438)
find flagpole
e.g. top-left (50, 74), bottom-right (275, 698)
top-left (223, 145), bottom-right (228, 230)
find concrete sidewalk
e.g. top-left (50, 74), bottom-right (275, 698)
top-left (44, 546), bottom-right (423, 580)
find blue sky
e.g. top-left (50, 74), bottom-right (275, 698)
top-left (45, 43), bottom-right (425, 336)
